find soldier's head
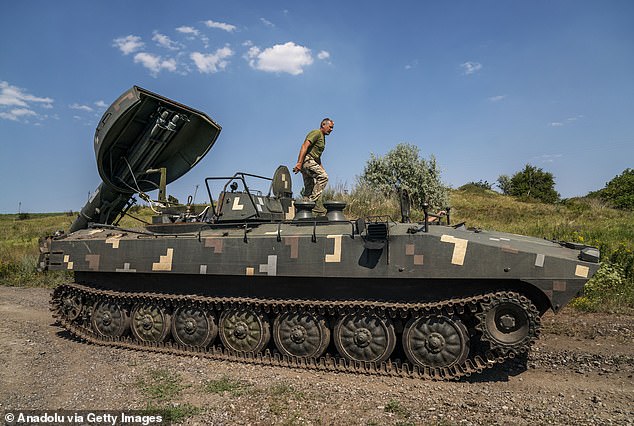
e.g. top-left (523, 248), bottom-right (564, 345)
top-left (320, 118), bottom-right (334, 135)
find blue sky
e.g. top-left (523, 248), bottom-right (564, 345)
top-left (1, 0), bottom-right (632, 213)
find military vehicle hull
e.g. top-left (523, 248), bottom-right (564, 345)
top-left (42, 218), bottom-right (598, 379)
top-left (40, 86), bottom-right (600, 380)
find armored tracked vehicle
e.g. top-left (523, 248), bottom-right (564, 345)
top-left (40, 86), bottom-right (601, 379)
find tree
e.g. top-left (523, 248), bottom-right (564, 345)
top-left (497, 164), bottom-right (559, 203)
top-left (359, 143), bottom-right (448, 209)
top-left (598, 168), bottom-right (634, 210)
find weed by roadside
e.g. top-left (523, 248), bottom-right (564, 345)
top-left (136, 368), bottom-right (200, 423)
top-left (204, 376), bottom-right (253, 396)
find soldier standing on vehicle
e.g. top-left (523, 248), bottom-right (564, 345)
top-left (292, 118), bottom-right (334, 215)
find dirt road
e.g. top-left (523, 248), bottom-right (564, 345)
top-left (1, 286), bottom-right (632, 425)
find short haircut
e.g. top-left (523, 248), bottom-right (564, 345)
top-left (321, 118), bottom-right (333, 128)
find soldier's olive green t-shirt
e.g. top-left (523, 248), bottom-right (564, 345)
top-left (305, 129), bottom-right (325, 163)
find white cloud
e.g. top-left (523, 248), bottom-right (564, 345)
top-left (204, 19), bottom-right (237, 32)
top-left (94, 100), bottom-right (108, 108)
top-left (0, 81), bottom-right (53, 107)
top-left (175, 25), bottom-right (208, 48)
top-left (176, 26), bottom-right (199, 36)
top-left (461, 61), bottom-right (482, 75)
top-left (488, 95), bottom-right (507, 102)
top-left (190, 47), bottom-right (233, 74)
top-left (0, 108), bottom-right (37, 121)
top-left (260, 17), bottom-right (275, 28)
top-left (69, 103), bottom-right (93, 112)
top-left (533, 153), bottom-right (563, 163)
top-left (134, 52), bottom-right (177, 75)
top-left (549, 115), bottom-right (583, 127)
top-left (567, 114), bottom-right (584, 122)
top-left (113, 35), bottom-right (144, 55)
top-left (246, 42), bottom-right (314, 75)
top-left (152, 32), bottom-right (181, 50)
top-left (404, 60), bottom-right (418, 70)
top-left (0, 81), bottom-right (54, 122)
top-left (317, 50), bottom-right (330, 60)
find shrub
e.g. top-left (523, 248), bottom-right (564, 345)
top-left (459, 180), bottom-right (494, 191)
top-left (598, 168), bottom-right (634, 210)
top-left (497, 164), bottom-right (559, 203)
top-left (572, 263), bottom-right (628, 312)
top-left (359, 143), bottom-right (449, 210)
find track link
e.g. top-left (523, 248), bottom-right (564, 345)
top-left (51, 283), bottom-right (541, 380)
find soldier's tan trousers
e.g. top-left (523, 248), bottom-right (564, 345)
top-left (301, 157), bottom-right (328, 212)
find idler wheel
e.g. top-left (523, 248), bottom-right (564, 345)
top-left (402, 315), bottom-right (470, 368)
top-left (334, 314), bottom-right (396, 363)
top-left (273, 312), bottom-right (330, 358)
top-left (219, 308), bottom-right (270, 353)
top-left (171, 306), bottom-right (218, 347)
top-left (130, 303), bottom-right (171, 343)
top-left (91, 301), bottom-right (129, 337)
top-left (60, 292), bottom-right (83, 321)
top-left (478, 296), bottom-right (538, 350)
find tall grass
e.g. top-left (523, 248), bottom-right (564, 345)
top-left (1, 188), bottom-right (632, 312)
top-left (0, 210), bottom-right (153, 287)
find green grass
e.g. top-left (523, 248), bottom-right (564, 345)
top-left (142, 403), bottom-right (201, 424)
top-left (264, 382), bottom-right (304, 419)
top-left (0, 209), bottom-right (153, 287)
top-left (137, 368), bottom-right (189, 401)
top-left (204, 376), bottom-right (253, 396)
top-left (136, 368), bottom-right (201, 423)
top-left (384, 399), bottom-right (411, 419)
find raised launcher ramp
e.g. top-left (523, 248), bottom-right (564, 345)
top-left (70, 86), bottom-right (221, 232)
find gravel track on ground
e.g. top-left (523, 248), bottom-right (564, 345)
top-left (1, 286), bottom-right (632, 425)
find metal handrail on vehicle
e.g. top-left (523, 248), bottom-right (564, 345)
top-left (204, 172), bottom-right (273, 222)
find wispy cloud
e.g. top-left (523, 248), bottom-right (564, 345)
top-left (176, 26), bottom-right (199, 36)
top-left (94, 100), bottom-right (108, 108)
top-left (113, 35), bottom-right (144, 55)
top-left (246, 42), bottom-right (314, 75)
top-left (0, 81), bottom-right (53, 108)
top-left (203, 19), bottom-right (237, 32)
top-left (260, 17), bottom-right (275, 28)
top-left (69, 103), bottom-right (93, 112)
top-left (152, 32), bottom-right (182, 50)
top-left (317, 50), bottom-right (330, 60)
top-left (190, 47), bottom-right (234, 74)
top-left (461, 61), bottom-right (482, 75)
top-left (0, 108), bottom-right (37, 121)
top-left (488, 95), bottom-right (507, 102)
top-left (175, 25), bottom-right (209, 48)
top-left (404, 59), bottom-right (419, 70)
top-left (549, 114), bottom-right (583, 127)
top-left (533, 153), bottom-right (563, 163)
top-left (0, 81), bottom-right (54, 122)
top-left (134, 52), bottom-right (177, 76)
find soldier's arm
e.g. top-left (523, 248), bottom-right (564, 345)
top-left (293, 139), bottom-right (312, 173)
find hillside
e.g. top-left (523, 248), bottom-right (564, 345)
top-left (1, 189), bottom-right (632, 312)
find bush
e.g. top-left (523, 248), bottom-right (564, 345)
top-left (597, 168), bottom-right (634, 210)
top-left (459, 180), bottom-right (494, 192)
top-left (572, 243), bottom-right (634, 312)
top-left (497, 164), bottom-right (559, 203)
top-left (359, 143), bottom-right (449, 210)
top-left (572, 263), bottom-right (629, 312)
